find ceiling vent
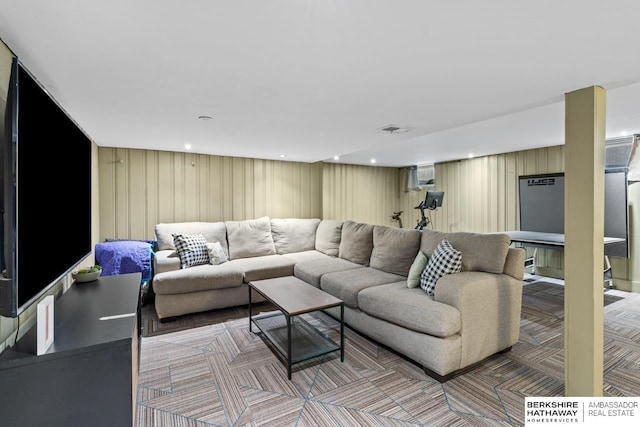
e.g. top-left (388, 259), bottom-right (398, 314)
top-left (378, 125), bottom-right (415, 134)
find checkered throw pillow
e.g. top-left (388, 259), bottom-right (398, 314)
top-left (420, 238), bottom-right (462, 296)
top-left (172, 233), bottom-right (210, 269)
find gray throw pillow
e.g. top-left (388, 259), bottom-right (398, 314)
top-left (407, 251), bottom-right (428, 288)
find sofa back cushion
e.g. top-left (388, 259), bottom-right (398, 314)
top-left (339, 221), bottom-right (375, 266)
top-left (419, 229), bottom-right (448, 257)
top-left (315, 220), bottom-right (343, 257)
top-left (225, 216), bottom-right (276, 260)
top-left (370, 225), bottom-right (421, 276)
top-left (271, 218), bottom-right (321, 254)
top-left (447, 232), bottom-right (510, 274)
top-left (155, 221), bottom-right (228, 255)
top-left (420, 229), bottom-right (511, 274)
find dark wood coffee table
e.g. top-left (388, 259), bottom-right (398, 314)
top-left (248, 276), bottom-right (344, 380)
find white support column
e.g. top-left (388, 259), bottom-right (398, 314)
top-left (564, 85), bottom-right (606, 396)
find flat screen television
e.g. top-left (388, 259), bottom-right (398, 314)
top-left (0, 54), bottom-right (92, 317)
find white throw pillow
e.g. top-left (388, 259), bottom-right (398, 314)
top-left (172, 233), bottom-right (210, 269)
top-left (207, 241), bottom-right (229, 265)
top-left (419, 238), bottom-right (462, 296)
top-left (407, 251), bottom-right (428, 288)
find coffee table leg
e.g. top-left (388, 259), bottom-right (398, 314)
top-left (248, 286), bottom-right (252, 332)
top-left (340, 303), bottom-right (344, 362)
top-left (287, 315), bottom-right (292, 380)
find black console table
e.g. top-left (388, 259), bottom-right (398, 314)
top-left (0, 272), bottom-right (141, 427)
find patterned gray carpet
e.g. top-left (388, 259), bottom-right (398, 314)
top-left (136, 279), bottom-right (640, 426)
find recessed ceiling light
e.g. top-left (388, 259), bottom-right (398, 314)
top-left (333, 155), bottom-right (340, 161)
top-left (370, 158), bottom-right (376, 164)
top-left (468, 153), bottom-right (474, 158)
top-left (279, 154), bottom-right (286, 158)
top-left (620, 130), bottom-right (629, 136)
top-left (185, 144), bottom-right (192, 150)
top-left (198, 115), bottom-right (213, 121)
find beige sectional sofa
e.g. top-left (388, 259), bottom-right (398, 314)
top-left (152, 216), bottom-right (525, 381)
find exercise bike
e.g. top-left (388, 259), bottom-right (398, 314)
top-left (414, 191), bottom-right (444, 230)
top-left (414, 201), bottom-right (432, 231)
top-left (390, 210), bottom-right (403, 228)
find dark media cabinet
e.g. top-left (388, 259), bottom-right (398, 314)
top-left (0, 273), bottom-right (142, 427)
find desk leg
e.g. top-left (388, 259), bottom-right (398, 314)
top-left (248, 286), bottom-right (252, 332)
top-left (340, 304), bottom-right (344, 363)
top-left (287, 315), bottom-right (292, 380)
top-left (604, 256), bottom-right (614, 289)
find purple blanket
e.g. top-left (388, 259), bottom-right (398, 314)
top-left (95, 240), bottom-right (153, 282)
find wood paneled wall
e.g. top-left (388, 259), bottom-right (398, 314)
top-left (98, 145), bottom-right (633, 287)
top-left (400, 146), bottom-right (565, 234)
top-left (99, 148), bottom-right (323, 241)
top-left (321, 163), bottom-right (400, 226)
top-left (400, 147), bottom-right (567, 276)
top-left (399, 145), bottom-right (633, 286)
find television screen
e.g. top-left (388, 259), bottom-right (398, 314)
top-left (0, 58), bottom-right (92, 317)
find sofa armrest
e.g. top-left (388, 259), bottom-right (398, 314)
top-left (433, 271), bottom-right (523, 368)
top-left (503, 247), bottom-right (525, 281)
top-left (154, 249), bottom-right (181, 274)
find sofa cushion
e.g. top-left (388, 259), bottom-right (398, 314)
top-left (155, 221), bottom-right (228, 254)
top-left (152, 263), bottom-right (244, 295)
top-left (172, 233), bottom-right (210, 269)
top-left (407, 251), bottom-right (428, 288)
top-left (271, 218), bottom-right (321, 254)
top-left (447, 232), bottom-right (511, 274)
top-left (420, 238), bottom-right (462, 296)
top-left (420, 229), bottom-right (511, 274)
top-left (225, 216), bottom-right (276, 260)
top-left (207, 241), bottom-right (229, 265)
top-left (370, 225), bottom-right (421, 276)
top-left (294, 257), bottom-right (364, 288)
top-left (315, 220), bottom-right (343, 257)
top-left (320, 267), bottom-right (405, 308)
top-left (228, 255), bottom-right (295, 282)
top-left (154, 250), bottom-right (181, 274)
top-left (419, 229), bottom-right (448, 257)
top-left (338, 221), bottom-right (374, 266)
top-left (282, 250), bottom-right (333, 264)
top-left (358, 281), bottom-right (462, 338)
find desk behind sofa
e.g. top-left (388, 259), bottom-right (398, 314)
top-left (505, 230), bottom-right (625, 288)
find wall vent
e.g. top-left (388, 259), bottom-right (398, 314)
top-left (606, 135), bottom-right (640, 181)
top-left (605, 136), bottom-right (634, 168)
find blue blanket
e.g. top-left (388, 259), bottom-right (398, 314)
top-left (95, 240), bottom-right (154, 282)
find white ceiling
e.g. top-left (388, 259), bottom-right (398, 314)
top-left (1, 0), bottom-right (639, 167)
